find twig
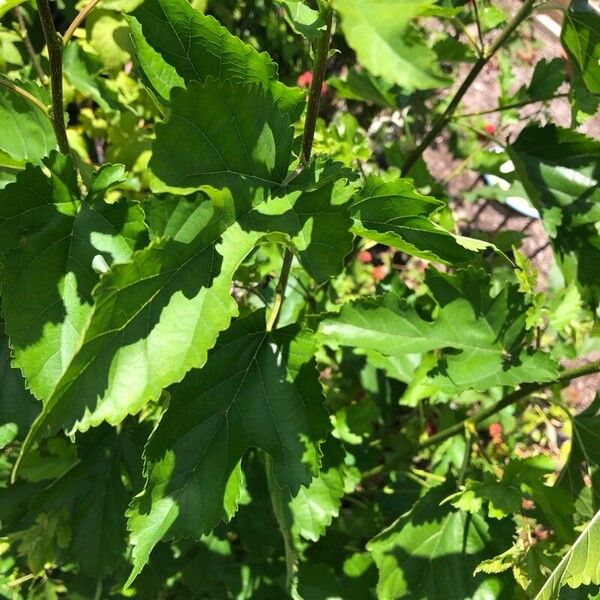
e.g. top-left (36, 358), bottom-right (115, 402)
top-left (267, 7), bottom-right (334, 332)
top-left (453, 92), bottom-right (570, 118)
top-left (418, 359), bottom-right (600, 450)
top-left (457, 427), bottom-right (473, 486)
top-left (401, 0), bottom-right (538, 176)
top-left (301, 7), bottom-right (333, 164)
top-left (471, 0), bottom-right (485, 53)
top-left (266, 249), bottom-right (294, 331)
top-left (37, 0), bottom-right (70, 155)
top-left (63, 0), bottom-right (102, 46)
top-left (6, 573), bottom-right (36, 588)
top-left (0, 77), bottom-right (49, 114)
top-left (454, 119), bottom-right (507, 147)
top-left (13, 6), bottom-right (47, 83)
top-left (453, 16), bottom-right (483, 57)
top-left (265, 454), bottom-right (297, 591)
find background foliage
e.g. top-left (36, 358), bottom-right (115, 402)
top-left (0, 0), bottom-right (599, 598)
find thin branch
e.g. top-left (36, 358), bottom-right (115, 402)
top-left (401, 0), bottom-right (537, 177)
top-left (37, 0), bottom-right (70, 155)
top-left (63, 0), bottom-right (102, 46)
top-left (267, 7), bottom-right (334, 332)
top-left (453, 120), bottom-right (507, 148)
top-left (454, 92), bottom-right (570, 118)
top-left (452, 16), bottom-right (482, 57)
top-left (0, 77), bottom-right (49, 115)
top-left (534, 3), bottom-right (567, 11)
top-left (13, 6), bottom-right (47, 83)
top-left (457, 428), bottom-right (473, 487)
top-left (301, 7), bottom-right (333, 164)
top-left (362, 359), bottom-right (600, 484)
top-left (265, 454), bottom-right (297, 591)
top-left (418, 359), bottom-right (600, 450)
top-left (471, 0), bottom-right (485, 53)
top-left (266, 248), bottom-right (294, 332)
top-left (6, 573), bottom-right (37, 588)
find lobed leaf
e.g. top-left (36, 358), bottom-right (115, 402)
top-left (0, 79), bottom-right (56, 162)
top-left (534, 509), bottom-right (600, 600)
top-left (150, 78), bottom-right (294, 193)
top-left (561, 0), bottom-right (600, 95)
top-left (319, 268), bottom-right (558, 393)
top-left (367, 484), bottom-right (503, 600)
top-left (127, 0), bottom-right (304, 117)
top-left (334, 0), bottom-right (451, 91)
top-left (125, 309), bottom-right (329, 585)
top-left (351, 175), bottom-right (491, 264)
top-left (508, 124), bottom-right (600, 305)
top-left (19, 162), bottom-right (355, 457)
top-left (0, 154), bottom-right (147, 401)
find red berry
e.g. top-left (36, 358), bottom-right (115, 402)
top-left (489, 422), bottom-right (503, 440)
top-left (358, 250), bottom-right (372, 263)
top-left (373, 265), bottom-right (386, 281)
top-left (521, 498), bottom-right (535, 510)
top-left (483, 122), bottom-right (497, 135)
top-left (297, 70), bottom-right (313, 88)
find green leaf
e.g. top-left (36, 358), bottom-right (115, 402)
top-left (289, 439), bottom-right (359, 543)
top-left (319, 268), bottom-right (558, 393)
top-left (277, 0), bottom-right (326, 42)
top-left (453, 478), bottom-right (521, 520)
top-left (30, 426), bottom-right (143, 577)
top-left (0, 79), bottom-right (56, 162)
top-left (479, 5), bottom-right (507, 30)
top-left (19, 188), bottom-right (261, 445)
top-left (508, 124), bottom-right (600, 304)
top-left (150, 78), bottom-right (294, 193)
top-left (351, 175), bottom-right (491, 264)
top-left (570, 69), bottom-right (600, 125)
top-left (432, 36), bottom-right (478, 63)
top-left (87, 162), bottom-right (128, 201)
top-left (86, 9), bottom-right (134, 70)
top-left (0, 29), bottom-right (23, 69)
top-left (328, 68), bottom-right (400, 108)
top-left (534, 509), bottom-right (600, 600)
top-left (125, 309), bottom-right (329, 585)
top-left (512, 58), bottom-right (567, 104)
top-left (0, 0), bottom-right (24, 19)
top-left (0, 153), bottom-right (147, 401)
top-left (367, 484), bottom-right (502, 600)
top-left (559, 396), bottom-right (600, 508)
top-left (290, 466), bottom-right (350, 542)
top-left (63, 41), bottom-right (121, 112)
top-left (20, 167), bottom-right (351, 454)
top-left (333, 0), bottom-right (451, 90)
top-left (562, 0), bottom-right (600, 95)
top-left (0, 322), bottom-right (39, 440)
top-left (550, 283), bottom-right (582, 331)
top-left (126, 0), bottom-right (303, 117)
top-left (252, 159), bottom-right (357, 283)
